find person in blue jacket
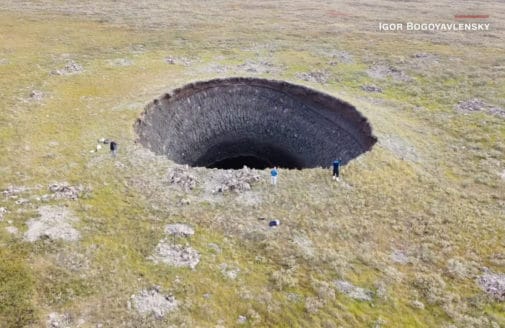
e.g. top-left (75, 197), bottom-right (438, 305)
top-left (332, 160), bottom-right (340, 181)
top-left (270, 166), bottom-right (278, 185)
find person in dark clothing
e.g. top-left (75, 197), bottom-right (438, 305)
top-left (110, 141), bottom-right (118, 157)
top-left (332, 160), bottom-right (340, 181)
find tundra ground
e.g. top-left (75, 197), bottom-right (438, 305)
top-left (0, 1), bottom-right (504, 327)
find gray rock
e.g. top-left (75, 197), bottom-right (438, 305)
top-left (48, 182), bottom-right (89, 200)
top-left (207, 167), bottom-right (260, 194)
top-left (131, 287), bottom-right (179, 318)
top-left (167, 166), bottom-right (198, 191)
top-left (456, 98), bottom-right (486, 113)
top-left (2, 185), bottom-right (29, 197)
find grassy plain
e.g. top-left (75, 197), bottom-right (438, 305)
top-left (0, 1), bottom-right (504, 327)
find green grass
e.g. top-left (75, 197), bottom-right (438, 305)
top-left (0, 247), bottom-right (36, 327)
top-left (0, 3), bottom-right (504, 327)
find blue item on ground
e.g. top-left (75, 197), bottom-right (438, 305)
top-left (269, 220), bottom-right (280, 227)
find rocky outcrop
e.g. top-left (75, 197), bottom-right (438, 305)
top-left (130, 287), bottom-right (179, 318)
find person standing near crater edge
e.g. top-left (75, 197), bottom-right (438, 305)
top-left (271, 166), bottom-right (278, 185)
top-left (110, 141), bottom-right (118, 157)
top-left (332, 159), bottom-right (341, 181)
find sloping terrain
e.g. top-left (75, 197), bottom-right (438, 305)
top-left (0, 1), bottom-right (504, 327)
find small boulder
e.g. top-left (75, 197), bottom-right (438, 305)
top-left (209, 167), bottom-right (260, 194)
top-left (167, 166), bottom-right (198, 191)
top-left (455, 98), bottom-right (487, 113)
top-left (2, 185), bottom-right (29, 197)
top-left (48, 182), bottom-right (89, 200)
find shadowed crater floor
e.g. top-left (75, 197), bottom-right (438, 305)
top-left (135, 78), bottom-right (377, 169)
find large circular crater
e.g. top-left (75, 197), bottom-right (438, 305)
top-left (135, 78), bottom-right (377, 169)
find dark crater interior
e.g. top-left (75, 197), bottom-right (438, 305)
top-left (135, 78), bottom-right (377, 169)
